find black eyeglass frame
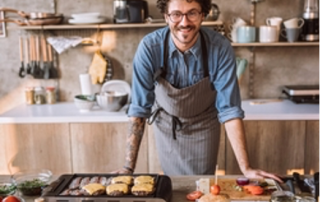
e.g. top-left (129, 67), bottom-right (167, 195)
top-left (166, 10), bottom-right (203, 23)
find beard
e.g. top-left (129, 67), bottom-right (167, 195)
top-left (172, 25), bottom-right (199, 46)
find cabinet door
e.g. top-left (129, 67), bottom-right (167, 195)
top-left (70, 123), bottom-right (148, 173)
top-left (305, 120), bottom-right (319, 174)
top-left (147, 124), bottom-right (226, 174)
top-left (225, 121), bottom-right (306, 175)
top-left (0, 123), bottom-right (72, 174)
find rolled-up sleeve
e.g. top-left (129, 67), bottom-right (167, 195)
top-left (212, 37), bottom-right (245, 123)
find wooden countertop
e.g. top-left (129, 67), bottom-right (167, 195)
top-left (0, 99), bottom-right (318, 123)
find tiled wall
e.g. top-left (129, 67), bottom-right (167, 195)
top-left (0, 0), bottom-right (318, 113)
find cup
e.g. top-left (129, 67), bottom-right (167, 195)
top-left (237, 26), bottom-right (256, 43)
top-left (259, 25), bottom-right (278, 43)
top-left (266, 17), bottom-right (283, 41)
top-left (227, 29), bottom-right (238, 42)
top-left (228, 17), bottom-right (248, 42)
top-left (283, 17), bottom-right (305, 28)
top-left (232, 17), bottom-right (247, 27)
top-left (281, 28), bottom-right (301, 42)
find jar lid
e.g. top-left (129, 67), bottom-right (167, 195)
top-left (46, 86), bottom-right (55, 91)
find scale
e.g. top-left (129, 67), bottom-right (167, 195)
top-left (282, 85), bottom-right (319, 104)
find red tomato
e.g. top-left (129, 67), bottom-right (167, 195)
top-left (3, 196), bottom-right (20, 202)
top-left (186, 190), bottom-right (203, 201)
top-left (0, 196), bottom-right (3, 202)
top-left (210, 185), bottom-right (221, 195)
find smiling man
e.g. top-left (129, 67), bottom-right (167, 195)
top-left (113, 0), bottom-right (282, 182)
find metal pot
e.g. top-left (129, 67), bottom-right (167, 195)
top-left (206, 3), bottom-right (220, 21)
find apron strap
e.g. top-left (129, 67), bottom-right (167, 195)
top-left (147, 106), bottom-right (182, 140)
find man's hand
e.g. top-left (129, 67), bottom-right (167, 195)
top-left (242, 167), bottom-right (283, 183)
top-left (110, 167), bottom-right (133, 174)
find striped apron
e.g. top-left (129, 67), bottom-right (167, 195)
top-left (147, 30), bottom-right (221, 175)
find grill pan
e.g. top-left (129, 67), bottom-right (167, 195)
top-left (42, 173), bottom-right (172, 202)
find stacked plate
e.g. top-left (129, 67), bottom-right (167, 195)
top-left (68, 12), bottom-right (106, 24)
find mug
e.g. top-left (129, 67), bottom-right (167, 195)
top-left (283, 17), bottom-right (305, 28)
top-left (259, 25), bottom-right (278, 43)
top-left (227, 28), bottom-right (238, 42)
top-left (237, 26), bottom-right (256, 43)
top-left (232, 17), bottom-right (247, 27)
top-left (281, 28), bottom-right (301, 42)
top-left (266, 17), bottom-right (283, 41)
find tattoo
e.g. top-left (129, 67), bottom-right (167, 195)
top-left (124, 117), bottom-right (146, 170)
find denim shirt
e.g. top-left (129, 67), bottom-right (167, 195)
top-left (128, 26), bottom-right (244, 123)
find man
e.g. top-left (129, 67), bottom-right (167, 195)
top-left (114, 0), bottom-right (282, 182)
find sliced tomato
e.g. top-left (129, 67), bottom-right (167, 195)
top-left (243, 185), bottom-right (264, 195)
top-left (186, 190), bottom-right (203, 201)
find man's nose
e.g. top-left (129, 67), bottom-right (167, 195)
top-left (180, 14), bottom-right (190, 25)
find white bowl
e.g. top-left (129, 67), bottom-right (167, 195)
top-left (71, 12), bottom-right (100, 20)
top-left (96, 91), bottom-right (128, 112)
top-left (74, 95), bottom-right (96, 112)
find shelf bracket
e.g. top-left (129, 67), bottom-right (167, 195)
top-left (248, 46), bottom-right (256, 98)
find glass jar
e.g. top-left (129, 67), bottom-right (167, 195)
top-left (34, 87), bottom-right (46, 105)
top-left (25, 87), bottom-right (34, 105)
top-left (46, 87), bottom-right (56, 104)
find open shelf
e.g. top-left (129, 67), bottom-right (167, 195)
top-left (7, 21), bottom-right (223, 30)
top-left (231, 42), bottom-right (319, 47)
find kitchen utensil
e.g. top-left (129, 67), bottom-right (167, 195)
top-left (41, 35), bottom-right (50, 79)
top-left (259, 25), bottom-right (278, 43)
top-left (88, 50), bottom-right (107, 84)
top-left (71, 12), bottom-right (100, 19)
top-left (29, 35), bottom-right (35, 76)
top-left (0, 8), bottom-right (63, 19)
top-left (101, 80), bottom-right (131, 104)
top-left (0, 17), bottom-right (63, 26)
top-left (283, 18), bottom-right (305, 29)
top-left (293, 172), bottom-right (312, 195)
top-left (96, 91), bottom-right (128, 111)
top-left (33, 36), bottom-right (44, 78)
top-left (68, 17), bottom-right (106, 25)
top-left (266, 17), bottom-right (283, 41)
top-left (25, 37), bottom-right (32, 75)
top-left (18, 36), bottom-right (26, 78)
top-left (74, 95), bottom-right (96, 112)
top-left (103, 55), bottom-right (113, 82)
top-left (47, 44), bottom-right (58, 79)
top-left (281, 27), bottom-right (301, 42)
top-left (237, 26), bottom-right (256, 43)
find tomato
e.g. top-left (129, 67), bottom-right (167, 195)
top-left (0, 196), bottom-right (3, 202)
top-left (210, 184), bottom-right (221, 195)
top-left (3, 196), bottom-right (20, 202)
top-left (186, 190), bottom-right (203, 201)
top-left (243, 185), bottom-right (264, 195)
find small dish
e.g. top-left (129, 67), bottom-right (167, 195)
top-left (71, 12), bottom-right (101, 19)
top-left (0, 182), bottom-right (16, 196)
top-left (11, 169), bottom-right (52, 196)
top-left (74, 95), bottom-right (96, 112)
top-left (68, 17), bottom-right (106, 24)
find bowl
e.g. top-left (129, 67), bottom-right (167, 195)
top-left (74, 95), bottom-right (96, 112)
top-left (0, 181), bottom-right (16, 196)
top-left (96, 91), bottom-right (128, 112)
top-left (11, 169), bottom-right (52, 196)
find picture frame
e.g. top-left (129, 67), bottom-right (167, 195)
top-left (0, 11), bottom-right (6, 38)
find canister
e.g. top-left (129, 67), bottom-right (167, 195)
top-left (34, 86), bottom-right (46, 104)
top-left (25, 87), bottom-right (34, 105)
top-left (46, 86), bottom-right (56, 104)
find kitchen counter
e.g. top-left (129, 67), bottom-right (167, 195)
top-left (0, 99), bottom-right (318, 123)
top-left (0, 175), bottom-right (273, 202)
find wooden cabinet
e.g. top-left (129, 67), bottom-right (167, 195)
top-left (69, 122), bottom-right (148, 173)
top-left (225, 120), bottom-right (319, 175)
top-left (0, 123), bottom-right (72, 175)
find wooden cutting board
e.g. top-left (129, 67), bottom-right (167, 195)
top-left (215, 178), bottom-right (276, 201)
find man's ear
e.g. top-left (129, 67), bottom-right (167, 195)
top-left (164, 14), bottom-right (169, 23)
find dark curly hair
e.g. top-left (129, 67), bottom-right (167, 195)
top-left (156, 0), bottom-right (211, 15)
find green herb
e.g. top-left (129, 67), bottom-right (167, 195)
top-left (233, 184), bottom-right (243, 191)
top-left (17, 179), bottom-right (47, 196)
top-left (0, 184), bottom-right (16, 195)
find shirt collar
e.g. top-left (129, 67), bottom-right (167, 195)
top-left (167, 33), bottom-right (201, 60)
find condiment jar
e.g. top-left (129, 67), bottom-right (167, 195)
top-left (34, 87), bottom-right (46, 104)
top-left (25, 87), bottom-right (34, 105)
top-left (46, 86), bottom-right (56, 104)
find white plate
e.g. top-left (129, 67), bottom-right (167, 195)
top-left (71, 12), bottom-right (100, 19)
top-left (101, 80), bottom-right (131, 103)
top-left (68, 17), bottom-right (106, 24)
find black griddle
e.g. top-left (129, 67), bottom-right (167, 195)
top-left (282, 85), bottom-right (319, 104)
top-left (42, 173), bottom-right (172, 202)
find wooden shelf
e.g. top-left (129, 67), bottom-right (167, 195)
top-left (7, 21), bottom-right (223, 30)
top-left (231, 42), bottom-right (319, 47)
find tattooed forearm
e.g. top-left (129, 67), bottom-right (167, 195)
top-left (124, 117), bottom-right (146, 171)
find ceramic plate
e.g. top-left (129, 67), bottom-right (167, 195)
top-left (101, 80), bottom-right (131, 103)
top-left (68, 17), bottom-right (106, 24)
top-left (71, 12), bottom-right (100, 19)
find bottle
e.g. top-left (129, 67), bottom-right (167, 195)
top-left (46, 87), bottom-right (56, 104)
top-left (34, 87), bottom-right (46, 104)
top-left (25, 87), bottom-right (35, 105)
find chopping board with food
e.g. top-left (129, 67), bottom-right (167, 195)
top-left (187, 176), bottom-right (278, 201)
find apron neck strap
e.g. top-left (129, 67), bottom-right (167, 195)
top-left (156, 29), bottom-right (209, 80)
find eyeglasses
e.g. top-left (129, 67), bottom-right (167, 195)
top-left (167, 10), bottom-right (202, 23)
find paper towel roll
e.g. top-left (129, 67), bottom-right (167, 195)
top-left (79, 74), bottom-right (92, 95)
